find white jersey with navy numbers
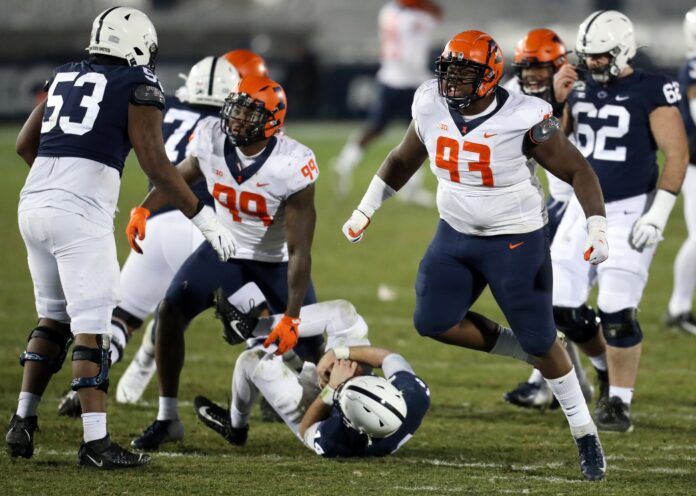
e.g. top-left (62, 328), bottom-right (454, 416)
top-left (376, 1), bottom-right (438, 89)
top-left (188, 117), bottom-right (318, 262)
top-left (412, 79), bottom-right (550, 235)
top-left (503, 77), bottom-right (574, 203)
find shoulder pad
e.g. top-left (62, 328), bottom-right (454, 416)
top-left (131, 84), bottom-right (165, 110)
top-left (528, 116), bottom-right (560, 145)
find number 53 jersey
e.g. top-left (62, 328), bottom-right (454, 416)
top-left (412, 80), bottom-right (551, 236)
top-left (188, 117), bottom-right (319, 262)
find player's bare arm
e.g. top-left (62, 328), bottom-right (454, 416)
top-left (284, 183), bottom-right (316, 318)
top-left (128, 104), bottom-right (200, 218)
top-left (376, 121), bottom-right (429, 190)
top-left (16, 101), bottom-right (45, 167)
top-left (650, 106), bottom-right (689, 194)
top-left (139, 156), bottom-right (204, 213)
top-left (529, 124), bottom-right (605, 219)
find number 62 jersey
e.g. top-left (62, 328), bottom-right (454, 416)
top-left (412, 80), bottom-right (551, 236)
top-left (188, 117), bottom-right (319, 262)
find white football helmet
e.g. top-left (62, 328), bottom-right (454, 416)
top-left (684, 7), bottom-right (696, 55)
top-left (87, 7), bottom-right (158, 68)
top-left (576, 10), bottom-right (636, 82)
top-left (184, 56), bottom-right (240, 107)
top-left (336, 375), bottom-right (407, 439)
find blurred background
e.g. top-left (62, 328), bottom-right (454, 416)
top-left (0, 0), bottom-right (693, 121)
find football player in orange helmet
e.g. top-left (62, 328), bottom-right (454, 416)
top-left (343, 30), bottom-right (608, 480)
top-left (221, 76), bottom-right (286, 146)
top-left (512, 28), bottom-right (567, 114)
top-left (503, 29), bottom-right (598, 414)
top-left (222, 49), bottom-right (269, 79)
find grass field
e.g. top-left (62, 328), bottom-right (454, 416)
top-left (0, 122), bottom-right (694, 495)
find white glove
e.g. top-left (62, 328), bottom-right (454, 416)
top-left (583, 215), bottom-right (608, 265)
top-left (190, 206), bottom-right (236, 261)
top-left (630, 189), bottom-right (677, 250)
top-left (342, 209), bottom-right (371, 243)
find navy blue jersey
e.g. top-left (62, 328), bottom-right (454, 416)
top-left (311, 372), bottom-right (430, 458)
top-left (37, 60), bottom-right (163, 174)
top-left (567, 70), bottom-right (680, 202)
top-left (678, 57), bottom-right (696, 165)
top-left (152, 97), bottom-right (217, 216)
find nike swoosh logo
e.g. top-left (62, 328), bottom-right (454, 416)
top-left (615, 95), bottom-right (629, 101)
top-left (230, 320), bottom-right (247, 340)
top-left (508, 242), bottom-right (525, 250)
top-left (256, 182), bottom-right (270, 187)
top-left (198, 406), bottom-right (224, 428)
top-left (86, 454), bottom-right (103, 467)
top-left (483, 132), bottom-right (497, 138)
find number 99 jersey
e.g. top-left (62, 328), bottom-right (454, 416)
top-left (188, 117), bottom-right (319, 262)
top-left (567, 70), bottom-right (680, 202)
top-left (412, 79), bottom-right (551, 236)
top-left (38, 60), bottom-right (164, 173)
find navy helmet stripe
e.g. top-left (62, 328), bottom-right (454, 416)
top-left (95, 6), bottom-right (120, 44)
top-left (208, 56), bottom-right (218, 96)
top-left (346, 384), bottom-right (406, 422)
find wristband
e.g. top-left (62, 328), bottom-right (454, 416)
top-left (332, 346), bottom-right (350, 360)
top-left (319, 384), bottom-right (336, 405)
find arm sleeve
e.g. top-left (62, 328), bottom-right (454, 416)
top-left (382, 353), bottom-right (415, 378)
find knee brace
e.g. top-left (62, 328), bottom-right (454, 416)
top-left (19, 325), bottom-right (73, 373)
top-left (70, 334), bottom-right (111, 393)
top-left (600, 308), bottom-right (643, 348)
top-left (553, 305), bottom-right (600, 343)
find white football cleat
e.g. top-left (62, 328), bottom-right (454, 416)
top-left (116, 321), bottom-right (156, 404)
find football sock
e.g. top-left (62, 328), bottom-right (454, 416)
top-left (17, 392), bottom-right (41, 418)
top-left (566, 342), bottom-right (590, 387)
top-left (157, 396), bottom-right (179, 421)
top-left (609, 386), bottom-right (633, 405)
top-left (545, 368), bottom-right (595, 437)
top-left (527, 368), bottom-right (544, 385)
top-left (490, 326), bottom-right (532, 364)
top-left (230, 404), bottom-right (249, 429)
top-left (82, 412), bottom-right (107, 443)
top-left (335, 141), bottom-right (363, 174)
top-left (109, 320), bottom-right (128, 365)
top-left (588, 353), bottom-right (607, 372)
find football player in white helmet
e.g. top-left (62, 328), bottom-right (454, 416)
top-left (665, 7), bottom-right (696, 336)
top-left (8, 7), bottom-right (235, 469)
top-left (553, 11), bottom-right (688, 432)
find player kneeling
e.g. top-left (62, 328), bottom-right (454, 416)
top-left (194, 298), bottom-right (429, 456)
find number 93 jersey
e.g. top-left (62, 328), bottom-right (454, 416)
top-left (38, 60), bottom-right (164, 173)
top-left (188, 117), bottom-right (319, 262)
top-left (412, 80), bottom-right (550, 236)
top-left (567, 70), bottom-right (680, 202)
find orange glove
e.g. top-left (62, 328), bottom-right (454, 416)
top-left (126, 206), bottom-right (150, 254)
top-left (263, 315), bottom-right (300, 355)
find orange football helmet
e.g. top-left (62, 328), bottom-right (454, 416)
top-left (221, 76), bottom-right (287, 146)
top-left (512, 28), bottom-right (567, 101)
top-left (222, 50), bottom-right (269, 79)
top-left (435, 30), bottom-right (504, 110)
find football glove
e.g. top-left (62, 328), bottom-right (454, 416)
top-left (342, 209), bottom-right (371, 243)
top-left (630, 189), bottom-right (677, 250)
top-left (126, 206), bottom-right (150, 254)
top-left (191, 206), bottom-right (236, 261)
top-left (263, 315), bottom-right (300, 355)
top-left (213, 288), bottom-right (257, 345)
top-left (583, 215), bottom-right (609, 265)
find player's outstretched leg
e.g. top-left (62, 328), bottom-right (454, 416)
top-left (6, 320), bottom-right (72, 458)
top-left (193, 396), bottom-right (249, 446)
top-left (116, 319), bottom-right (157, 404)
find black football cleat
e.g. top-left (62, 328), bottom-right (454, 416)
top-left (79, 435), bottom-right (150, 469)
top-left (664, 311), bottom-right (696, 335)
top-left (131, 419), bottom-right (184, 451)
top-left (504, 381), bottom-right (558, 410)
top-left (575, 433), bottom-right (606, 481)
top-left (58, 390), bottom-right (82, 418)
top-left (594, 368), bottom-right (609, 410)
top-left (5, 414), bottom-right (38, 459)
top-left (596, 396), bottom-right (633, 433)
top-left (194, 396), bottom-right (248, 446)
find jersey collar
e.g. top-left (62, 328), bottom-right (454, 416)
top-left (223, 136), bottom-right (277, 185)
top-left (448, 87), bottom-right (509, 137)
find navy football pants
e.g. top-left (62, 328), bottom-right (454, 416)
top-left (413, 220), bottom-right (556, 357)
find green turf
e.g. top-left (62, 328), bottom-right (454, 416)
top-left (0, 123), bottom-right (694, 495)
